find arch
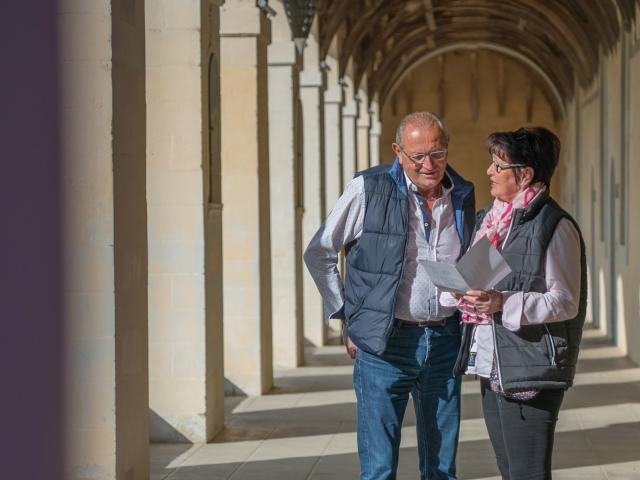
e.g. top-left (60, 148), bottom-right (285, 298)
top-left (316, 0), bottom-right (638, 113)
top-left (378, 41), bottom-right (565, 121)
top-left (353, 1), bottom-right (597, 91)
top-left (369, 20), bottom-right (575, 103)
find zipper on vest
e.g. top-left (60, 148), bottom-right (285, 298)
top-left (501, 213), bottom-right (517, 248)
top-left (543, 324), bottom-right (557, 366)
top-left (489, 211), bottom-right (518, 391)
top-left (491, 317), bottom-right (504, 391)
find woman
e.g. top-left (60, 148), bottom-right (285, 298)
top-left (442, 127), bottom-right (587, 480)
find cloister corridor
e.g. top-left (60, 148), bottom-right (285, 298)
top-left (149, 330), bottom-right (640, 480)
top-left (6, 1), bottom-right (640, 479)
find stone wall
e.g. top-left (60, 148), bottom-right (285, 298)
top-left (381, 49), bottom-right (559, 208)
top-left (61, 0), bottom-right (149, 477)
top-left (559, 14), bottom-right (640, 364)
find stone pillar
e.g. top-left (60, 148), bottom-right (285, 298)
top-left (342, 81), bottom-right (358, 185)
top-left (300, 30), bottom-right (327, 348)
top-left (324, 82), bottom-right (344, 208)
top-left (369, 98), bottom-right (382, 166)
top-left (220, 0), bottom-right (273, 395)
top-left (146, 0), bottom-right (224, 443)
top-left (61, 0), bottom-right (148, 478)
top-left (356, 86), bottom-right (370, 171)
top-left (268, 1), bottom-right (303, 368)
top-left (321, 53), bottom-right (345, 341)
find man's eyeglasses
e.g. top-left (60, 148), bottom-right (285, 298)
top-left (491, 156), bottom-right (527, 173)
top-left (399, 146), bottom-right (448, 165)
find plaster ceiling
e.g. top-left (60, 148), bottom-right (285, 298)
top-left (315, 0), bottom-right (639, 116)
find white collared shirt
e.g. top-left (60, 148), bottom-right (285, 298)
top-left (394, 172), bottom-right (460, 321)
top-left (304, 170), bottom-right (461, 323)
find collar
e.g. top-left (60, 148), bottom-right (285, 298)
top-left (517, 185), bottom-right (550, 222)
top-left (389, 157), bottom-right (473, 207)
top-left (403, 170), bottom-right (455, 199)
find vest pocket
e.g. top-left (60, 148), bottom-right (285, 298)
top-left (543, 324), bottom-right (557, 366)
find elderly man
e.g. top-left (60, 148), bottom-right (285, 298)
top-left (304, 112), bottom-right (475, 480)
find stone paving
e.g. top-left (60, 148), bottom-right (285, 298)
top-left (151, 329), bottom-right (640, 479)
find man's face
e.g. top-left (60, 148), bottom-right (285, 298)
top-left (392, 124), bottom-right (448, 194)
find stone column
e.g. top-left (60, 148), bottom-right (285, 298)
top-left (369, 98), bottom-right (382, 166)
top-left (356, 87), bottom-right (370, 171)
top-left (61, 0), bottom-right (148, 478)
top-left (321, 53), bottom-right (345, 341)
top-left (324, 82), bottom-right (344, 208)
top-left (220, 0), bottom-right (273, 395)
top-left (342, 83), bottom-right (358, 185)
top-left (300, 37), bottom-right (327, 348)
top-left (268, 1), bottom-right (303, 368)
top-left (146, 0), bottom-right (224, 443)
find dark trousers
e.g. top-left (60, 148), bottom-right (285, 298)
top-left (480, 378), bottom-right (565, 480)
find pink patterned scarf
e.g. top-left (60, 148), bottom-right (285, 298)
top-left (459, 183), bottom-right (545, 324)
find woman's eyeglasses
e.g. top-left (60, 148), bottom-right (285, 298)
top-left (491, 156), bottom-right (526, 173)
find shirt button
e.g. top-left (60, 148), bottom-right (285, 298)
top-left (424, 223), bottom-right (429, 227)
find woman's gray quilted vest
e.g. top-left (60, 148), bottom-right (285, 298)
top-left (481, 193), bottom-right (587, 391)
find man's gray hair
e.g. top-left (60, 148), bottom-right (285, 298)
top-left (395, 111), bottom-right (449, 147)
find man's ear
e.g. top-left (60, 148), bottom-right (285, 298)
top-left (392, 143), bottom-right (402, 163)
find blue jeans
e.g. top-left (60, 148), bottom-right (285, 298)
top-left (353, 319), bottom-right (462, 480)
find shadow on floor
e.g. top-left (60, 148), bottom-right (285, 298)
top-left (576, 355), bottom-right (639, 373)
top-left (151, 332), bottom-right (640, 479)
top-left (150, 443), bottom-right (195, 480)
top-left (149, 409), bottom-right (193, 443)
top-left (152, 420), bottom-right (640, 480)
top-left (271, 373), bottom-right (354, 394)
top-left (221, 378), bottom-right (640, 440)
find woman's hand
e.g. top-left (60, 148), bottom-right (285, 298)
top-left (462, 289), bottom-right (504, 315)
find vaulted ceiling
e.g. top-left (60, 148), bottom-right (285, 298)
top-left (315, 0), bottom-right (639, 117)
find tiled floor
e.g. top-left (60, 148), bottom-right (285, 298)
top-left (151, 329), bottom-right (640, 479)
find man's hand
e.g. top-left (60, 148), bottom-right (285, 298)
top-left (462, 289), bottom-right (503, 315)
top-left (341, 320), bottom-right (358, 359)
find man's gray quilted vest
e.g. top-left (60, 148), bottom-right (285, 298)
top-left (343, 161), bottom-right (475, 356)
top-left (343, 171), bottom-right (408, 355)
top-left (483, 193), bottom-right (587, 391)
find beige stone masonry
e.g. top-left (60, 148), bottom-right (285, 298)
top-left (61, 0), bottom-right (148, 478)
top-left (369, 98), bottom-right (382, 166)
top-left (356, 84), bottom-right (370, 172)
top-left (220, 0), bottom-right (273, 395)
top-left (146, 0), bottom-right (225, 443)
top-left (323, 81), bottom-right (344, 207)
top-left (342, 83), bottom-right (358, 189)
top-left (268, 0), bottom-right (304, 369)
top-left (300, 31), bottom-right (328, 348)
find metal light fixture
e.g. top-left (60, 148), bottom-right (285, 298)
top-left (282, 0), bottom-right (317, 53)
top-left (256, 0), bottom-right (277, 16)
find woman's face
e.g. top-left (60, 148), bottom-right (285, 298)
top-left (487, 153), bottom-right (530, 202)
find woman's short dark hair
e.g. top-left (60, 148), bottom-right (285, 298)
top-left (485, 127), bottom-right (560, 187)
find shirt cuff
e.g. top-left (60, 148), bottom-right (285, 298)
top-left (440, 291), bottom-right (458, 307)
top-left (501, 291), bottom-right (524, 331)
